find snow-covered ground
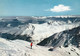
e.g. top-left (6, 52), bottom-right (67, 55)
top-left (0, 38), bottom-right (80, 56)
top-left (0, 16), bottom-right (80, 56)
top-left (1, 21), bottom-right (80, 44)
top-left (21, 22), bottom-right (80, 43)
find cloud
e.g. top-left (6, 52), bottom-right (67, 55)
top-left (49, 4), bottom-right (71, 12)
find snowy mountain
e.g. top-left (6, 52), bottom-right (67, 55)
top-left (38, 26), bottom-right (80, 47)
top-left (0, 16), bottom-right (80, 56)
top-left (0, 16), bottom-right (80, 43)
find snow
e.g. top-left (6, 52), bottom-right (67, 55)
top-left (54, 15), bottom-right (80, 18)
top-left (0, 20), bottom-right (79, 44)
top-left (55, 46), bottom-right (80, 56)
top-left (32, 16), bottom-right (47, 19)
top-left (0, 38), bottom-right (80, 56)
top-left (0, 16), bottom-right (80, 44)
top-left (0, 16), bottom-right (80, 56)
top-left (7, 24), bottom-right (11, 27)
top-left (21, 22), bottom-right (80, 44)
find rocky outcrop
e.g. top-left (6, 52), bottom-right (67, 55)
top-left (38, 26), bottom-right (80, 48)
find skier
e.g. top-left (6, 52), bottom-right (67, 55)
top-left (30, 42), bottom-right (33, 49)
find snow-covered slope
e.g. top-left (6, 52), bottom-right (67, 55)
top-left (38, 26), bottom-right (80, 48)
top-left (0, 16), bottom-right (80, 56)
top-left (21, 22), bottom-right (80, 43)
top-left (0, 16), bottom-right (80, 44)
top-left (0, 38), bottom-right (80, 56)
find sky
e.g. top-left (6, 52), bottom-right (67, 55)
top-left (0, 0), bottom-right (80, 16)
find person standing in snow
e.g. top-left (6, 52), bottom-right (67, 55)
top-left (30, 42), bottom-right (33, 49)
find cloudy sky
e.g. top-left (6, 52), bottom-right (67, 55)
top-left (0, 0), bottom-right (80, 16)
